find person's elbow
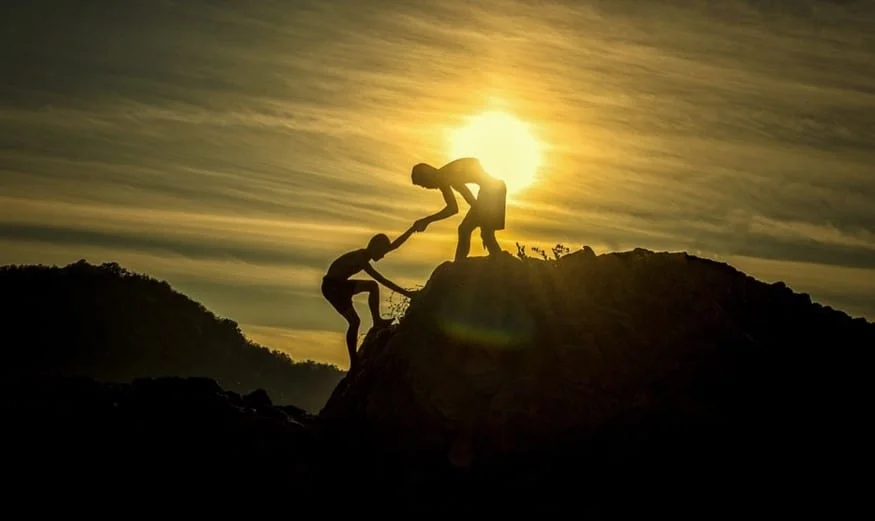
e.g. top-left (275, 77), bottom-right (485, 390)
top-left (446, 205), bottom-right (459, 216)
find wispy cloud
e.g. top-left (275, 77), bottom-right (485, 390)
top-left (2, 0), bottom-right (874, 364)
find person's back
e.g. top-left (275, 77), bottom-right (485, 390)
top-left (324, 249), bottom-right (369, 281)
top-left (435, 157), bottom-right (498, 188)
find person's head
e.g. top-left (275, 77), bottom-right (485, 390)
top-left (366, 233), bottom-right (392, 260)
top-left (411, 162), bottom-right (439, 189)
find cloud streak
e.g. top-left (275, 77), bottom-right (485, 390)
top-left (2, 0), bottom-right (874, 364)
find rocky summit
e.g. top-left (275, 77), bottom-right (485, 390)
top-left (320, 248), bottom-right (873, 513)
top-left (3, 248), bottom-right (873, 516)
top-left (323, 249), bottom-right (871, 454)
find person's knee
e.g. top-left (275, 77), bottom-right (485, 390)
top-left (364, 280), bottom-right (379, 293)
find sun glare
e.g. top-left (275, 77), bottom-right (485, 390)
top-left (449, 111), bottom-right (542, 195)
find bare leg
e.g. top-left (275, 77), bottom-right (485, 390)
top-left (455, 210), bottom-right (477, 261)
top-left (338, 306), bottom-right (361, 370)
top-left (353, 280), bottom-right (392, 329)
top-left (481, 227), bottom-right (502, 256)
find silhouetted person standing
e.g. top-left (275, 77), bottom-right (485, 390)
top-left (411, 157), bottom-right (507, 261)
top-left (322, 227), bottom-right (417, 371)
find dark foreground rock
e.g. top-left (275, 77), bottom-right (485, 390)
top-left (2, 376), bottom-right (318, 498)
top-left (3, 249), bottom-right (873, 516)
top-left (321, 249), bottom-right (874, 514)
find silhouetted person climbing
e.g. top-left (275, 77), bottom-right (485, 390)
top-left (322, 226), bottom-right (417, 371)
top-left (411, 157), bottom-right (507, 261)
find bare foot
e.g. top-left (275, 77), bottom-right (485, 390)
top-left (373, 317), bottom-right (393, 330)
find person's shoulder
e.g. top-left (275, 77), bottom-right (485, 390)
top-left (442, 157), bottom-right (482, 171)
top-left (332, 248), bottom-right (366, 264)
top-left (443, 157), bottom-right (487, 180)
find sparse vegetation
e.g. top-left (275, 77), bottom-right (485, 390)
top-left (386, 284), bottom-right (422, 322)
top-left (516, 242), bottom-right (574, 261)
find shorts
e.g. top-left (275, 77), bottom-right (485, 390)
top-left (321, 277), bottom-right (356, 313)
top-left (474, 179), bottom-right (507, 230)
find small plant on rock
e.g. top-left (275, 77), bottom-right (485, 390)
top-left (517, 242), bottom-right (574, 261)
top-left (386, 285), bottom-right (422, 322)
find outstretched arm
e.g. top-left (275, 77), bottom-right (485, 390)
top-left (415, 185), bottom-right (458, 231)
top-left (363, 263), bottom-right (413, 297)
top-left (388, 224), bottom-right (417, 252)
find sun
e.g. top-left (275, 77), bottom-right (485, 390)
top-left (449, 111), bottom-right (542, 195)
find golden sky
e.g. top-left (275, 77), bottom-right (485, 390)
top-left (2, 0), bottom-right (874, 369)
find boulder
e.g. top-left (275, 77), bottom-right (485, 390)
top-left (321, 249), bottom-right (874, 477)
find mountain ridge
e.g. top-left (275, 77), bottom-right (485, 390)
top-left (0, 259), bottom-right (343, 412)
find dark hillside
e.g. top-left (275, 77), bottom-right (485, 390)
top-left (0, 260), bottom-right (342, 411)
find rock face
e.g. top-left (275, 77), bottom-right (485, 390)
top-left (321, 249), bottom-right (873, 478)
